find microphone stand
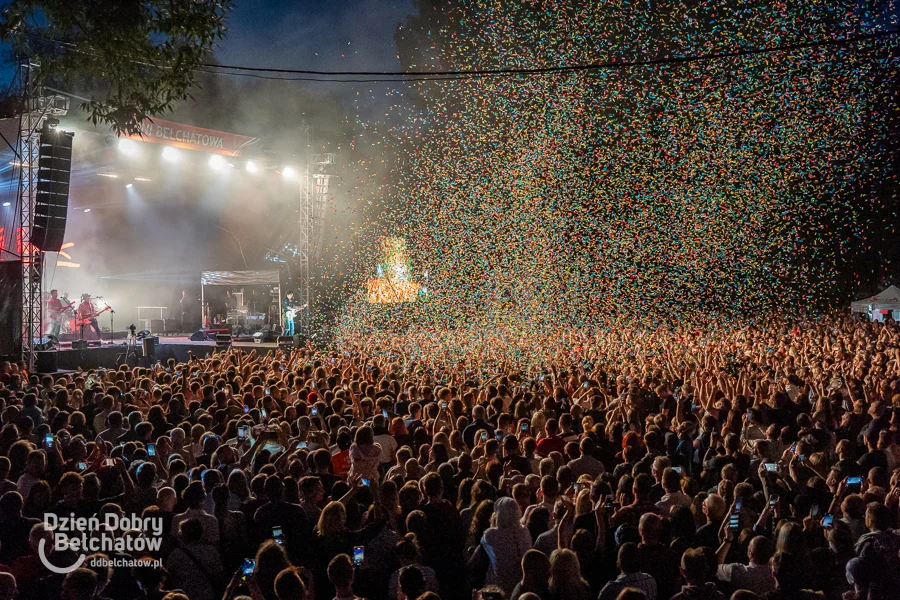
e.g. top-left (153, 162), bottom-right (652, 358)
top-left (97, 297), bottom-right (115, 346)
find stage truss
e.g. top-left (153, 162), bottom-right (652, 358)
top-left (17, 62), bottom-right (68, 368)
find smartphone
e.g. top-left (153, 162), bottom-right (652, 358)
top-left (847, 476), bottom-right (863, 491)
top-left (353, 546), bottom-right (364, 566)
top-left (382, 409), bottom-right (389, 419)
top-left (790, 442), bottom-right (797, 454)
top-left (192, 370), bottom-right (199, 377)
top-left (798, 455), bottom-right (806, 462)
top-left (147, 443), bottom-right (156, 457)
top-left (728, 514), bottom-right (740, 531)
top-left (272, 526), bottom-right (284, 546)
top-left (44, 433), bottom-right (53, 449)
top-left (520, 423), bottom-right (528, 432)
top-left (76, 461), bottom-right (87, 471)
top-left (238, 425), bottom-right (249, 440)
top-left (241, 558), bottom-right (256, 580)
top-left (104, 458), bottom-right (115, 467)
top-left (481, 431), bottom-right (488, 442)
top-left (311, 407), bottom-right (318, 416)
top-left (496, 431), bottom-right (505, 441)
top-left (265, 388), bottom-right (270, 396)
top-left (603, 495), bottom-right (614, 511)
top-left (769, 494), bottom-right (779, 507)
top-left (441, 401), bottom-right (448, 410)
top-left (260, 407), bottom-right (267, 419)
top-left (296, 441), bottom-right (308, 450)
top-left (822, 514), bottom-right (834, 528)
top-left (243, 405), bottom-right (250, 414)
top-left (573, 483), bottom-right (582, 494)
top-left (734, 497), bottom-right (743, 512)
top-left (672, 466), bottom-right (683, 474)
top-left (811, 504), bottom-right (820, 517)
top-left (764, 462), bottom-right (778, 472)
top-left (583, 382), bottom-right (589, 389)
top-left (361, 478), bottom-right (370, 487)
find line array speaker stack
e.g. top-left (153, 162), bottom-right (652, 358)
top-left (33, 124), bottom-right (74, 252)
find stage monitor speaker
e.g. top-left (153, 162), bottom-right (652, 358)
top-left (0, 261), bottom-right (22, 359)
top-left (164, 319), bottom-right (179, 333)
top-left (190, 330), bottom-right (209, 342)
top-left (216, 333), bottom-right (232, 348)
top-left (150, 319), bottom-right (164, 333)
top-left (35, 350), bottom-right (58, 373)
top-left (32, 125), bottom-right (74, 252)
top-left (71, 340), bottom-right (88, 350)
top-left (142, 336), bottom-right (158, 358)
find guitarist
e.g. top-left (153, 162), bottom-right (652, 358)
top-left (281, 290), bottom-right (308, 336)
top-left (282, 290), bottom-right (298, 336)
top-left (77, 294), bottom-right (103, 340)
top-left (46, 289), bottom-right (73, 337)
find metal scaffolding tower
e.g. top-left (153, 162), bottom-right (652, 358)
top-left (16, 62), bottom-right (68, 368)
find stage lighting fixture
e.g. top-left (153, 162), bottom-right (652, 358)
top-left (134, 177), bottom-right (152, 182)
top-left (118, 138), bottom-right (139, 155)
top-left (282, 166), bottom-right (297, 179)
top-left (246, 161), bottom-right (259, 173)
top-left (2, 202), bottom-right (9, 207)
top-left (97, 172), bottom-right (118, 178)
top-left (83, 208), bottom-right (91, 213)
top-left (161, 146), bottom-right (179, 162)
top-left (125, 183), bottom-right (133, 189)
top-left (209, 155), bottom-right (226, 171)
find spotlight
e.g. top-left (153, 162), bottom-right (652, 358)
top-left (161, 146), bottom-right (179, 162)
top-left (246, 161), bottom-right (259, 173)
top-left (134, 177), bottom-right (152, 182)
top-left (2, 202), bottom-right (9, 207)
top-left (125, 183), bottom-right (133, 189)
top-left (118, 138), bottom-right (139, 155)
top-left (97, 172), bottom-right (118, 178)
top-left (209, 155), bottom-right (226, 171)
top-left (83, 208), bottom-right (91, 213)
top-left (282, 166), bottom-right (297, 179)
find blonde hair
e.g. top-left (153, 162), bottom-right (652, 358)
top-left (316, 501), bottom-right (347, 537)
top-left (549, 549), bottom-right (588, 598)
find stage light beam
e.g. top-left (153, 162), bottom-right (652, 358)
top-left (246, 161), bottom-right (259, 173)
top-left (125, 183), bottom-right (133, 189)
top-left (2, 202), bottom-right (10, 207)
top-left (209, 155), bottom-right (226, 171)
top-left (282, 166), bottom-right (297, 179)
top-left (161, 146), bottom-right (180, 162)
top-left (118, 138), bottom-right (139, 156)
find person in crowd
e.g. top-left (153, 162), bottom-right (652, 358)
top-left (0, 317), bottom-right (896, 600)
top-left (598, 542), bottom-right (657, 600)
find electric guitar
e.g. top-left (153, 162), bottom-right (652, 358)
top-left (284, 303), bottom-right (308, 320)
top-left (48, 301), bottom-right (75, 321)
top-left (77, 306), bottom-right (111, 326)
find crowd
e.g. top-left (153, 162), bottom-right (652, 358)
top-left (0, 315), bottom-right (899, 600)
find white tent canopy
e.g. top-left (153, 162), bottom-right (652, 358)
top-left (851, 285), bottom-right (900, 316)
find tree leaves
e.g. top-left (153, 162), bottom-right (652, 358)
top-left (0, 0), bottom-right (233, 134)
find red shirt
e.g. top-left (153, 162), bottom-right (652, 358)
top-left (536, 435), bottom-right (566, 458)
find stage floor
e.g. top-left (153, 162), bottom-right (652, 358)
top-left (58, 336), bottom-right (279, 350)
top-left (49, 335), bottom-right (280, 372)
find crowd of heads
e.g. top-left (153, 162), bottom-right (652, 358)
top-left (0, 315), bottom-right (899, 600)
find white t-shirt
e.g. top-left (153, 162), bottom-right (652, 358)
top-left (374, 433), bottom-right (398, 464)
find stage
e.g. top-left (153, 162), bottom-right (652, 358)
top-left (46, 335), bottom-right (281, 373)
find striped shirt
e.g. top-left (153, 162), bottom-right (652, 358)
top-left (598, 572), bottom-right (658, 600)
